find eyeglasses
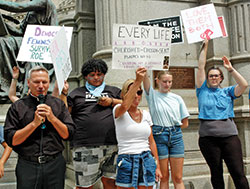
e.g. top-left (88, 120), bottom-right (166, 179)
top-left (137, 90), bottom-right (143, 96)
top-left (208, 74), bottom-right (220, 78)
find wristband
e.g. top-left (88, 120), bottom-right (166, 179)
top-left (61, 91), bottom-right (68, 96)
top-left (12, 78), bottom-right (18, 81)
top-left (229, 69), bottom-right (234, 73)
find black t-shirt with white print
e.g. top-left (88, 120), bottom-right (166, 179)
top-left (68, 85), bottom-right (121, 147)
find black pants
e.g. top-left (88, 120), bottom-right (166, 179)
top-left (199, 136), bottom-right (249, 189)
top-left (16, 153), bottom-right (66, 189)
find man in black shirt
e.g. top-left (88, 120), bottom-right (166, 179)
top-left (4, 66), bottom-right (75, 189)
top-left (68, 59), bottom-right (122, 188)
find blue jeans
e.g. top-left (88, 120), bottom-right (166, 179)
top-left (152, 125), bottom-right (184, 159)
top-left (116, 151), bottom-right (156, 188)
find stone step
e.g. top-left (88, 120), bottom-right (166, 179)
top-left (65, 163), bottom-right (75, 182)
top-left (0, 182), bottom-right (16, 189)
top-left (0, 167), bottom-right (16, 183)
top-left (65, 178), bottom-right (75, 189)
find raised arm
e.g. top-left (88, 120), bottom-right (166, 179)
top-left (0, 0), bottom-right (46, 13)
top-left (143, 69), bottom-right (151, 94)
top-left (52, 80), bottom-right (69, 107)
top-left (60, 81), bottom-right (69, 107)
top-left (8, 66), bottom-right (20, 103)
top-left (222, 56), bottom-right (248, 97)
top-left (197, 39), bottom-right (209, 88)
top-left (115, 67), bottom-right (146, 118)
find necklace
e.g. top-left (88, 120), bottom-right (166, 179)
top-left (128, 109), bottom-right (142, 123)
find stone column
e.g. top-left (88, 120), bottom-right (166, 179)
top-left (227, 0), bottom-right (250, 179)
top-left (227, 1), bottom-right (250, 85)
top-left (226, 1), bottom-right (250, 110)
top-left (93, 0), bottom-right (135, 89)
top-left (68, 0), bottom-right (95, 89)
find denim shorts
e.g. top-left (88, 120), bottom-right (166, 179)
top-left (152, 125), bottom-right (184, 159)
top-left (116, 151), bottom-right (156, 188)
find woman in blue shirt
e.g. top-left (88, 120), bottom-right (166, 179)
top-left (196, 39), bottom-right (249, 189)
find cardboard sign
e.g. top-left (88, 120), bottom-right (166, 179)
top-left (181, 3), bottom-right (222, 44)
top-left (112, 23), bottom-right (172, 70)
top-left (17, 25), bottom-right (73, 63)
top-left (50, 27), bottom-right (72, 94)
top-left (138, 16), bottom-right (184, 44)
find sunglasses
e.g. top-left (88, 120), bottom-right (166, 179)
top-left (208, 74), bottom-right (220, 78)
top-left (137, 90), bottom-right (143, 96)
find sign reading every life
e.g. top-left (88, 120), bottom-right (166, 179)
top-left (17, 25), bottom-right (73, 63)
top-left (112, 23), bottom-right (172, 70)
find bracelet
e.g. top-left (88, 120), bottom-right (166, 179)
top-left (61, 91), bottom-right (68, 96)
top-left (12, 78), bottom-right (18, 81)
top-left (110, 98), bottom-right (113, 107)
top-left (229, 69), bottom-right (234, 73)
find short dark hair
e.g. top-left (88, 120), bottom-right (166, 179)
top-left (207, 67), bottom-right (224, 83)
top-left (81, 58), bottom-right (108, 77)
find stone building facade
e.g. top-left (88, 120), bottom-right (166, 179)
top-left (0, 0), bottom-right (250, 188)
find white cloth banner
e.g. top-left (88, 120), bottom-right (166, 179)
top-left (112, 24), bottom-right (172, 70)
top-left (181, 3), bottom-right (222, 44)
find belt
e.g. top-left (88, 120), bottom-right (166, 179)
top-left (19, 153), bottom-right (61, 164)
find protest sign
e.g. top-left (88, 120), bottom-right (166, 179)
top-left (17, 25), bottom-right (73, 63)
top-left (181, 3), bottom-right (222, 44)
top-left (112, 23), bottom-right (172, 70)
top-left (218, 16), bottom-right (228, 37)
top-left (50, 27), bottom-right (72, 94)
top-left (138, 16), bottom-right (184, 44)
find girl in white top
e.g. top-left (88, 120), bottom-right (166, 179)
top-left (113, 67), bottom-right (162, 189)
